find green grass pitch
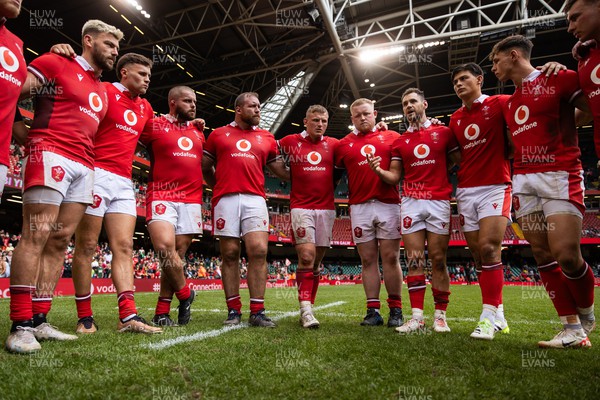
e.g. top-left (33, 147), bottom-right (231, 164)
top-left (0, 284), bottom-right (598, 400)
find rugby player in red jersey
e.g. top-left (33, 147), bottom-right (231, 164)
top-left (69, 53), bottom-right (161, 334)
top-left (6, 20), bottom-right (122, 353)
top-left (0, 0), bottom-right (26, 198)
top-left (565, 1), bottom-right (600, 157)
top-left (491, 35), bottom-right (595, 348)
top-left (278, 105), bottom-right (339, 328)
top-left (143, 86), bottom-right (205, 327)
top-left (202, 92), bottom-right (289, 328)
top-left (335, 98), bottom-right (404, 328)
top-left (449, 63), bottom-right (512, 339)
top-left (369, 89), bottom-right (458, 333)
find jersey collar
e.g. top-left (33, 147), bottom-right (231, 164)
top-left (523, 69), bottom-right (542, 83)
top-left (75, 55), bottom-right (95, 72)
top-left (164, 113), bottom-right (190, 126)
top-left (406, 119), bottom-right (431, 132)
top-left (229, 121), bottom-right (258, 130)
top-left (300, 130), bottom-right (324, 141)
top-left (351, 126), bottom-right (376, 136)
top-left (464, 94), bottom-right (489, 107)
top-left (112, 82), bottom-right (130, 94)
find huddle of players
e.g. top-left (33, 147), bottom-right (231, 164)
top-left (1, 0), bottom-right (598, 354)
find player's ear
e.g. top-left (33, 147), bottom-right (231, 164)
top-left (373, 110), bottom-right (378, 118)
top-left (423, 100), bottom-right (428, 110)
top-left (82, 34), bottom-right (94, 50)
top-left (510, 49), bottom-right (519, 62)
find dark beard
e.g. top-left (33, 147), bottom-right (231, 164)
top-left (175, 105), bottom-right (195, 122)
top-left (242, 115), bottom-right (260, 126)
top-left (92, 45), bottom-right (114, 72)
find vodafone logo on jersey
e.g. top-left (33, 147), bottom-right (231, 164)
top-left (514, 105), bottom-right (529, 125)
top-left (306, 151), bottom-right (322, 165)
top-left (88, 92), bottom-right (103, 112)
top-left (464, 124), bottom-right (480, 140)
top-left (360, 145), bottom-right (376, 158)
top-left (123, 110), bottom-right (138, 126)
top-left (413, 144), bottom-right (430, 159)
top-left (177, 136), bottom-right (194, 151)
top-left (236, 139), bottom-right (252, 152)
top-left (591, 64), bottom-right (600, 85)
top-left (0, 46), bottom-right (19, 73)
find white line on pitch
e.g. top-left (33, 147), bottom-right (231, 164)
top-left (144, 301), bottom-right (347, 350)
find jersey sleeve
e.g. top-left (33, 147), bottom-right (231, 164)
top-left (266, 134), bottom-right (279, 164)
top-left (203, 128), bottom-right (218, 160)
top-left (277, 135), bottom-right (293, 156)
top-left (27, 53), bottom-right (65, 84)
top-left (445, 127), bottom-right (459, 153)
top-left (391, 137), bottom-right (402, 160)
top-left (557, 70), bottom-right (582, 104)
top-left (139, 117), bottom-right (156, 146)
top-left (334, 139), bottom-right (347, 169)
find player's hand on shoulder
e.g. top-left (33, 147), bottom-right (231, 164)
top-left (50, 43), bottom-right (76, 58)
top-left (376, 121), bottom-right (388, 131)
top-left (572, 39), bottom-right (597, 61)
top-left (191, 118), bottom-right (205, 131)
top-left (536, 61), bottom-right (566, 76)
top-left (428, 117), bottom-right (445, 126)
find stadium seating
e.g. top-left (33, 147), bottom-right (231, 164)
top-left (332, 218), bottom-right (352, 242)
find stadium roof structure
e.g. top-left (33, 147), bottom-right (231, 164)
top-left (15, 0), bottom-right (581, 139)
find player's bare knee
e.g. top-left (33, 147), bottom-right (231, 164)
top-left (20, 228), bottom-right (52, 251)
top-left (110, 236), bottom-right (134, 256)
top-left (298, 252), bottom-right (315, 268)
top-left (555, 253), bottom-right (583, 274)
top-left (531, 247), bottom-right (553, 265)
top-left (430, 254), bottom-right (447, 271)
top-left (152, 240), bottom-right (175, 256)
top-left (248, 248), bottom-right (268, 262)
top-left (221, 249), bottom-right (240, 265)
top-left (75, 236), bottom-right (99, 257)
top-left (479, 242), bottom-right (501, 265)
top-left (361, 262), bottom-right (379, 271)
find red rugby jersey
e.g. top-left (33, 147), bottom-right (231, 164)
top-left (503, 70), bottom-right (582, 175)
top-left (334, 128), bottom-right (400, 205)
top-left (0, 21), bottom-right (27, 168)
top-left (141, 114), bottom-right (205, 203)
top-left (578, 47), bottom-right (600, 157)
top-left (26, 54), bottom-right (108, 168)
top-left (449, 95), bottom-right (511, 188)
top-left (392, 120), bottom-right (458, 200)
top-left (203, 122), bottom-right (278, 206)
top-left (278, 131), bottom-right (338, 210)
top-left (94, 82), bottom-right (153, 178)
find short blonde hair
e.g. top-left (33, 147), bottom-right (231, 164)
top-left (306, 104), bottom-right (328, 117)
top-left (82, 19), bottom-right (124, 42)
top-left (350, 98), bottom-right (374, 110)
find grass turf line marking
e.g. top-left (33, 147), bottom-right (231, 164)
top-left (144, 301), bottom-right (346, 350)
